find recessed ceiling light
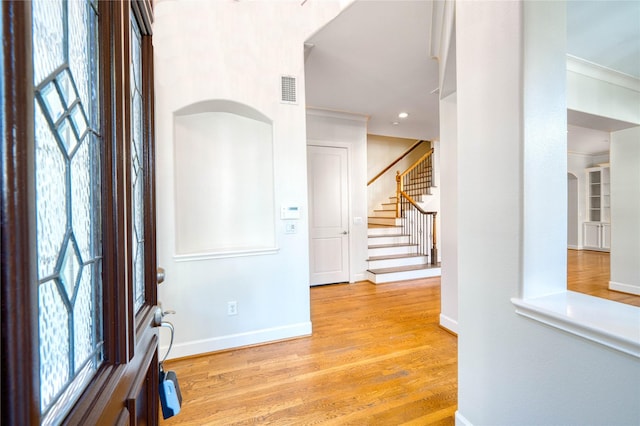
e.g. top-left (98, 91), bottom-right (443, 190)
top-left (398, 112), bottom-right (409, 119)
top-left (392, 121), bottom-right (400, 126)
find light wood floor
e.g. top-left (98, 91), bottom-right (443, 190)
top-left (159, 278), bottom-right (457, 425)
top-left (160, 250), bottom-right (639, 425)
top-left (567, 249), bottom-right (640, 307)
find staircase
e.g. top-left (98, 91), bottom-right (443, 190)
top-left (366, 197), bottom-right (441, 284)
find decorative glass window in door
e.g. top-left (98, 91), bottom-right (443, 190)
top-left (33, 0), bottom-right (103, 423)
top-left (131, 11), bottom-right (146, 312)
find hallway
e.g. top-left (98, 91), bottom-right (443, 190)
top-left (160, 250), bottom-right (638, 424)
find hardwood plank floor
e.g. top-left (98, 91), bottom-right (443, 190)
top-left (159, 278), bottom-right (457, 425)
top-left (159, 250), bottom-right (639, 425)
top-left (567, 249), bottom-right (640, 307)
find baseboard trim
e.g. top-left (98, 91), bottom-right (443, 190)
top-left (455, 411), bottom-right (473, 426)
top-left (161, 322), bottom-right (313, 360)
top-left (609, 281), bottom-right (640, 296)
top-left (439, 313), bottom-right (458, 335)
top-left (352, 272), bottom-right (367, 283)
top-left (567, 245), bottom-right (582, 250)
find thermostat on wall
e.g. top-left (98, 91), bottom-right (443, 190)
top-left (281, 205), bottom-right (301, 220)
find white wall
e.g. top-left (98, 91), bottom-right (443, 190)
top-left (367, 135), bottom-right (430, 213)
top-left (367, 135), bottom-right (431, 214)
top-left (306, 109), bottom-right (368, 283)
top-left (610, 126), bottom-right (640, 296)
top-left (439, 93), bottom-right (458, 334)
top-left (455, 1), bottom-right (640, 425)
top-left (153, 0), bottom-right (342, 358)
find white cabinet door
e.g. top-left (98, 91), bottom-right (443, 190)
top-left (583, 223), bottom-right (601, 249)
top-left (601, 223), bottom-right (611, 250)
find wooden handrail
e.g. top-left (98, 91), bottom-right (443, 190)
top-left (395, 147), bottom-right (434, 217)
top-left (398, 190), bottom-right (436, 216)
top-left (398, 148), bottom-right (434, 181)
top-left (367, 139), bottom-right (428, 186)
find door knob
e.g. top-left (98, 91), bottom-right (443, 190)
top-left (341, 231), bottom-right (348, 235)
top-left (157, 267), bottom-right (166, 284)
top-left (153, 305), bottom-right (175, 327)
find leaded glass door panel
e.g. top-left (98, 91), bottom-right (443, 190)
top-left (1, 1), bottom-right (160, 424)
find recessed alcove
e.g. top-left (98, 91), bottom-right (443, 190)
top-left (173, 100), bottom-right (276, 259)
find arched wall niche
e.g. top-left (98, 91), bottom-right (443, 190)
top-left (173, 100), bottom-right (276, 258)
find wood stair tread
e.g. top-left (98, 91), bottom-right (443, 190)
top-left (368, 243), bottom-right (417, 249)
top-left (367, 253), bottom-right (426, 261)
top-left (367, 234), bottom-right (409, 239)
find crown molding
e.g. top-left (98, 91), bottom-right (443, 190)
top-left (306, 106), bottom-right (369, 122)
top-left (567, 55), bottom-right (640, 92)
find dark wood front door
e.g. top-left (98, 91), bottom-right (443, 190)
top-left (1, 1), bottom-right (160, 424)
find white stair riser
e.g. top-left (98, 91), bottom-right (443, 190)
top-left (368, 245), bottom-right (416, 257)
top-left (367, 226), bottom-right (403, 236)
top-left (367, 267), bottom-right (441, 284)
top-left (368, 235), bottom-right (410, 245)
top-left (368, 256), bottom-right (428, 269)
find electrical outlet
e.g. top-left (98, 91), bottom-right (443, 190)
top-left (227, 301), bottom-right (238, 316)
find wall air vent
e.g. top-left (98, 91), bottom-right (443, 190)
top-left (280, 75), bottom-right (297, 104)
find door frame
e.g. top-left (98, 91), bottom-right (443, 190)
top-left (307, 140), bottom-right (353, 284)
top-left (1, 1), bottom-right (159, 423)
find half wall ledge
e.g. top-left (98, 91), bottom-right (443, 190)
top-left (512, 291), bottom-right (640, 358)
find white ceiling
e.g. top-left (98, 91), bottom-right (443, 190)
top-left (305, 1), bottom-right (439, 141)
top-left (304, 0), bottom-right (640, 151)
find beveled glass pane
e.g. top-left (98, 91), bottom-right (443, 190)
top-left (132, 95), bottom-right (142, 167)
top-left (41, 82), bottom-right (65, 124)
top-left (134, 243), bottom-right (144, 310)
top-left (70, 140), bottom-right (91, 260)
top-left (33, 0), bottom-right (65, 86)
top-left (35, 104), bottom-right (67, 280)
top-left (39, 279), bottom-right (70, 412)
top-left (57, 69), bottom-right (78, 108)
top-left (134, 175), bottom-right (144, 243)
top-left (70, 104), bottom-right (88, 139)
top-left (87, 8), bottom-right (100, 131)
top-left (68, 0), bottom-right (90, 109)
top-left (60, 241), bottom-right (81, 300)
top-left (131, 20), bottom-right (142, 94)
top-left (59, 118), bottom-right (79, 155)
top-left (73, 266), bottom-right (93, 371)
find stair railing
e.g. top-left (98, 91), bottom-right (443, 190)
top-left (367, 139), bottom-right (428, 186)
top-left (396, 190), bottom-right (438, 265)
top-left (395, 148), bottom-right (434, 217)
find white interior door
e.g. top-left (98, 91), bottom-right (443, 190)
top-left (308, 145), bottom-right (349, 286)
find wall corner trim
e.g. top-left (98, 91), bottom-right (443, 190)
top-left (455, 411), bottom-right (474, 426)
top-left (439, 313), bottom-right (458, 335)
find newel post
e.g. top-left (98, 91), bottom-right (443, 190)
top-left (395, 171), bottom-right (401, 218)
top-left (431, 212), bottom-right (438, 265)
